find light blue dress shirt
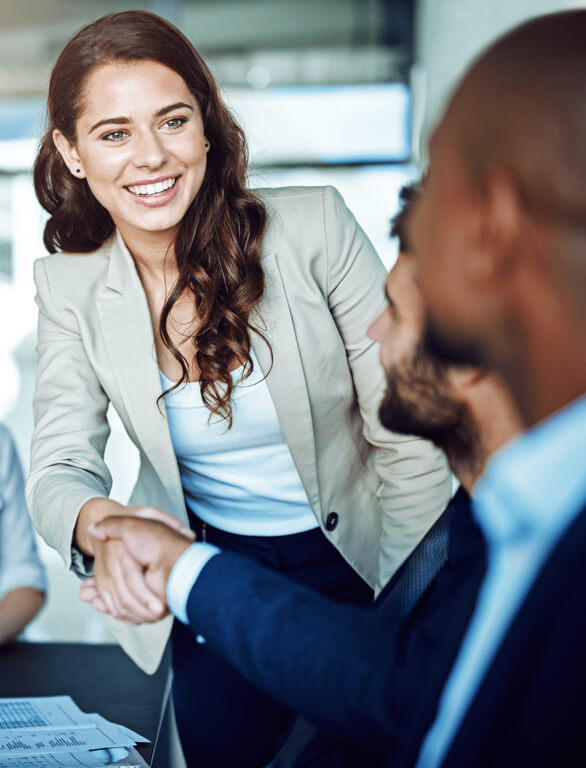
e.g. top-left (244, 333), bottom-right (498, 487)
top-left (0, 424), bottom-right (47, 599)
top-left (416, 394), bottom-right (586, 767)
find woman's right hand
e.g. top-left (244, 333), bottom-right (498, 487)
top-left (76, 498), bottom-right (191, 624)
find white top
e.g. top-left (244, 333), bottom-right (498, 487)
top-left (0, 425), bottom-right (47, 599)
top-left (160, 354), bottom-right (318, 536)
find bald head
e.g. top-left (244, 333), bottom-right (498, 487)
top-left (451, 10), bottom-right (586, 234)
top-left (411, 10), bottom-right (586, 426)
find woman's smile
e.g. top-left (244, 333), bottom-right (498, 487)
top-left (126, 174), bottom-right (180, 207)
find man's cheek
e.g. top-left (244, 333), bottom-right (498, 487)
top-left (418, 258), bottom-right (439, 306)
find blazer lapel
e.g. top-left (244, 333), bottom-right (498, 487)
top-left (251, 252), bottom-right (321, 513)
top-left (95, 233), bottom-right (184, 513)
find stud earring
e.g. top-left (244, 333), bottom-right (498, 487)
top-left (204, 142), bottom-right (209, 148)
top-left (75, 168), bottom-right (81, 174)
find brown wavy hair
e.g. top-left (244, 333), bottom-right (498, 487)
top-left (34, 10), bottom-right (270, 425)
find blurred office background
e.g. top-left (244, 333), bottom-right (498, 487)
top-left (0, 0), bottom-right (582, 645)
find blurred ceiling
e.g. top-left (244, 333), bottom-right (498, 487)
top-left (0, 0), bottom-right (413, 98)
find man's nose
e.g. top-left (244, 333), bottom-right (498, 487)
top-left (367, 310), bottom-right (388, 343)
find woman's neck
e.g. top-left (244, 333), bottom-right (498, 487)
top-left (118, 225), bottom-right (179, 279)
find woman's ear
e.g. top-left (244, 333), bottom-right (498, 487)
top-left (52, 129), bottom-right (86, 179)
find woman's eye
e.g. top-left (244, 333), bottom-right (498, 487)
top-left (164, 117), bottom-right (187, 130)
top-left (102, 130), bottom-right (127, 142)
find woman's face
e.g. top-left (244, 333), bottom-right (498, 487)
top-left (54, 59), bottom-right (209, 246)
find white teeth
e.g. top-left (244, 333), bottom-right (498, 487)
top-left (127, 177), bottom-right (177, 196)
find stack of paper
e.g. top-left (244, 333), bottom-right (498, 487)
top-left (0, 697), bottom-right (149, 767)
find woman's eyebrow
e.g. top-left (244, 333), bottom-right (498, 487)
top-left (88, 115), bottom-right (129, 134)
top-left (88, 102), bottom-right (194, 134)
top-left (156, 101), bottom-right (194, 117)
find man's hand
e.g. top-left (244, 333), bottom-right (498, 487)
top-left (79, 516), bottom-right (195, 623)
top-left (76, 499), bottom-right (193, 624)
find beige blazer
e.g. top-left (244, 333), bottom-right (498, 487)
top-left (27, 186), bottom-right (451, 673)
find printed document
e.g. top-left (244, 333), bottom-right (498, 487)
top-left (0, 698), bottom-right (148, 766)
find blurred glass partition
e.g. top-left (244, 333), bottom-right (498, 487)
top-left (227, 83), bottom-right (410, 165)
top-left (0, 106), bottom-right (44, 430)
top-left (225, 82), bottom-right (414, 266)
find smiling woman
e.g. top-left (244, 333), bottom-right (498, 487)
top-left (27, 10), bottom-right (451, 768)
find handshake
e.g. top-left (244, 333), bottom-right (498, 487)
top-left (78, 506), bottom-right (196, 625)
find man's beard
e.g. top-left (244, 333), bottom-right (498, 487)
top-left (379, 343), bottom-right (481, 472)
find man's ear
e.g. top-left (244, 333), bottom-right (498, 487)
top-left (53, 129), bottom-right (86, 179)
top-left (469, 168), bottom-right (524, 286)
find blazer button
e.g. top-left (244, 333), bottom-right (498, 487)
top-left (325, 512), bottom-right (339, 531)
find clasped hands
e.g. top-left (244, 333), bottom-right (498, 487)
top-left (77, 500), bottom-right (195, 625)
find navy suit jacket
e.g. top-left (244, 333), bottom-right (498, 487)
top-left (185, 489), bottom-right (486, 764)
top-left (441, 501), bottom-right (586, 767)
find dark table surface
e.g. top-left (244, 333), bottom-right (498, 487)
top-left (0, 641), bottom-right (170, 764)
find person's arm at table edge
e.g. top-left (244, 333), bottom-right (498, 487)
top-left (0, 587), bottom-right (45, 645)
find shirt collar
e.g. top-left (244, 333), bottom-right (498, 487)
top-left (473, 394), bottom-right (586, 544)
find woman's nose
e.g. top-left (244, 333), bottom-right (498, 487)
top-left (133, 129), bottom-right (168, 169)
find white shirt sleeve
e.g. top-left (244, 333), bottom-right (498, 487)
top-left (0, 426), bottom-right (47, 598)
top-left (167, 542), bottom-right (221, 625)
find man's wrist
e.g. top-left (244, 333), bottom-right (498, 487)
top-left (167, 543), bottom-right (221, 624)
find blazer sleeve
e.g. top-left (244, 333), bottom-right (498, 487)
top-left (322, 187), bottom-right (452, 591)
top-left (26, 258), bottom-right (112, 575)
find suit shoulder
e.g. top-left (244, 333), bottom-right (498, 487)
top-left (34, 239), bottom-right (113, 293)
top-left (253, 186), bottom-right (350, 244)
top-left (35, 240), bottom-right (112, 276)
top-left (254, 184), bottom-right (343, 209)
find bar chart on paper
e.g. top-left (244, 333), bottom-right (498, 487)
top-left (0, 725), bottom-right (126, 754)
top-left (0, 697), bottom-right (148, 767)
top-left (0, 703), bottom-right (46, 730)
